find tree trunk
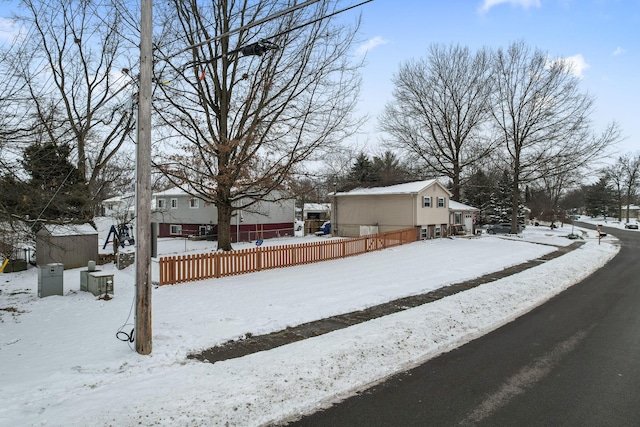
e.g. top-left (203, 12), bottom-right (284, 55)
top-left (216, 199), bottom-right (234, 251)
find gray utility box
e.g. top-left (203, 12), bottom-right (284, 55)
top-left (38, 263), bottom-right (64, 298)
top-left (80, 270), bottom-right (114, 296)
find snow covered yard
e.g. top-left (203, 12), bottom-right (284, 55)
top-left (0, 224), bottom-right (619, 426)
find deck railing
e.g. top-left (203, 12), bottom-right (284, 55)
top-left (158, 227), bottom-right (417, 285)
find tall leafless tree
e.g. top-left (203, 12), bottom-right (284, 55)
top-left (607, 152), bottom-right (640, 222)
top-left (379, 43), bottom-right (496, 200)
top-left (491, 41), bottom-right (620, 233)
top-left (8, 0), bottom-right (136, 205)
top-left (153, 0), bottom-right (363, 250)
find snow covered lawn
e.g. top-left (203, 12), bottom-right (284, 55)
top-left (0, 224), bottom-right (619, 426)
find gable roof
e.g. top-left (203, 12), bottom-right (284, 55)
top-left (38, 223), bottom-right (98, 237)
top-left (335, 179), bottom-right (451, 197)
top-left (449, 200), bottom-right (479, 211)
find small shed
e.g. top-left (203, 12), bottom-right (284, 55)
top-left (36, 223), bottom-right (99, 269)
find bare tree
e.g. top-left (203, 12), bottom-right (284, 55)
top-left (491, 41), bottom-right (620, 233)
top-left (153, 0), bottom-right (363, 250)
top-left (8, 0), bottom-right (136, 205)
top-left (608, 152), bottom-right (640, 222)
top-left (379, 43), bottom-right (496, 200)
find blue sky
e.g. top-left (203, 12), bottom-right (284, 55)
top-left (350, 0), bottom-right (639, 157)
top-left (1, 0), bottom-right (637, 158)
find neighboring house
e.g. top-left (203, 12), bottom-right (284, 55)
top-left (100, 194), bottom-right (135, 220)
top-left (302, 203), bottom-right (331, 236)
top-left (302, 203), bottom-right (331, 220)
top-left (332, 179), bottom-right (464, 239)
top-left (449, 200), bottom-right (479, 235)
top-left (36, 223), bottom-right (99, 269)
top-left (620, 205), bottom-right (640, 221)
top-left (151, 187), bottom-right (295, 240)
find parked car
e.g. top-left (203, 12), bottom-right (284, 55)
top-left (625, 223), bottom-right (638, 229)
top-left (315, 221), bottom-right (331, 236)
top-left (486, 223), bottom-right (522, 234)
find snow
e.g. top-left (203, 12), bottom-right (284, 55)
top-left (0, 219), bottom-right (620, 426)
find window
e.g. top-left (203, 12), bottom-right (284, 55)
top-left (170, 198), bottom-right (178, 209)
top-left (435, 226), bottom-right (441, 237)
top-left (170, 224), bottom-right (182, 235)
top-left (437, 197), bottom-right (446, 208)
top-left (454, 212), bottom-right (462, 225)
top-left (157, 199), bottom-right (166, 209)
top-left (189, 198), bottom-right (199, 209)
top-left (420, 227), bottom-right (429, 239)
top-left (423, 196), bottom-right (432, 208)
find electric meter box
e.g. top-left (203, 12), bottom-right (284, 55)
top-left (38, 263), bottom-right (64, 298)
top-left (85, 271), bottom-right (114, 296)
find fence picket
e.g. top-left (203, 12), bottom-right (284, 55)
top-left (158, 227), bottom-right (418, 285)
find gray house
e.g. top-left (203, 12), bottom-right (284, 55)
top-left (151, 187), bottom-right (295, 241)
top-left (36, 223), bottom-right (99, 269)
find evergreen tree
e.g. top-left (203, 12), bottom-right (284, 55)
top-left (461, 169), bottom-right (493, 224)
top-left (347, 152), bottom-right (380, 186)
top-left (20, 141), bottom-right (90, 222)
top-left (487, 170), bottom-right (525, 224)
top-left (584, 176), bottom-right (613, 217)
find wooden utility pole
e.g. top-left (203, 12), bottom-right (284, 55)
top-left (135, 0), bottom-right (153, 355)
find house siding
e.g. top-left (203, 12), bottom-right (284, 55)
top-left (152, 190), bottom-right (295, 239)
top-left (336, 194), bottom-right (414, 237)
top-left (333, 180), bottom-right (457, 239)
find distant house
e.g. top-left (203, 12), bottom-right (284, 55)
top-left (332, 179), bottom-right (478, 239)
top-left (302, 203), bottom-right (331, 236)
top-left (151, 187), bottom-right (295, 240)
top-left (302, 203), bottom-right (331, 220)
top-left (620, 205), bottom-right (640, 221)
top-left (36, 223), bottom-right (98, 269)
top-left (100, 194), bottom-right (135, 220)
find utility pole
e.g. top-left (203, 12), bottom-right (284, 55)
top-left (135, 0), bottom-right (153, 355)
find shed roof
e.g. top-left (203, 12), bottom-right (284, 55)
top-left (303, 203), bottom-right (331, 212)
top-left (335, 179), bottom-right (449, 196)
top-left (39, 223), bottom-right (98, 237)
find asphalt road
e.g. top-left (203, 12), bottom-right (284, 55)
top-left (289, 223), bottom-right (640, 427)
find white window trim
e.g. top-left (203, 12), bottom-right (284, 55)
top-left (157, 198), bottom-right (166, 209)
top-left (170, 224), bottom-right (182, 235)
top-left (423, 196), bottom-right (432, 208)
top-left (189, 198), bottom-right (199, 209)
top-left (170, 198), bottom-right (178, 209)
top-left (435, 226), bottom-right (442, 237)
top-left (437, 197), bottom-right (446, 208)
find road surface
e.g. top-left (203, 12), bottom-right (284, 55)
top-left (291, 223), bottom-right (640, 426)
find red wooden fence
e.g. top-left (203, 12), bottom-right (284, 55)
top-left (158, 227), bottom-right (418, 285)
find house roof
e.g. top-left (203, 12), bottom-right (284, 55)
top-left (153, 187), bottom-right (191, 197)
top-left (335, 179), bottom-right (449, 196)
top-left (449, 200), bottom-right (479, 211)
top-left (102, 193), bottom-right (134, 204)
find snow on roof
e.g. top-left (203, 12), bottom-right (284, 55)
top-left (303, 203), bottom-right (331, 212)
top-left (102, 194), bottom-right (134, 204)
top-left (153, 187), bottom-right (191, 197)
top-left (42, 223), bottom-right (97, 236)
top-left (449, 200), bottom-right (479, 211)
top-left (335, 179), bottom-right (440, 196)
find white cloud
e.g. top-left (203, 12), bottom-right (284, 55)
top-left (0, 17), bottom-right (23, 43)
top-left (612, 46), bottom-right (626, 56)
top-left (355, 36), bottom-right (387, 57)
top-left (547, 54), bottom-right (590, 79)
top-left (479, 0), bottom-right (541, 14)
